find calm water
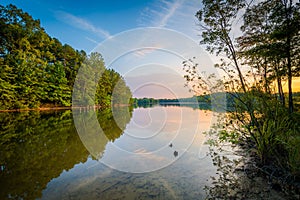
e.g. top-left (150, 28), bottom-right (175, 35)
top-left (0, 106), bottom-right (218, 200)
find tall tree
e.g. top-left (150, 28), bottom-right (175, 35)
top-left (195, 0), bottom-right (266, 136)
top-left (196, 0), bottom-right (247, 92)
top-left (274, 0), bottom-right (300, 113)
top-left (238, 0), bottom-right (287, 104)
top-left (238, 0), bottom-right (300, 113)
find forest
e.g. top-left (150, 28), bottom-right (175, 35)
top-left (0, 4), bottom-right (131, 110)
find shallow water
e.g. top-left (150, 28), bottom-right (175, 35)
top-left (0, 106), bottom-right (218, 199)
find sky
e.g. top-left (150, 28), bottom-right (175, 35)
top-left (1, 0), bottom-right (201, 52)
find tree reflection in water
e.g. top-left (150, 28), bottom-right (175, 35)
top-left (0, 107), bottom-right (133, 200)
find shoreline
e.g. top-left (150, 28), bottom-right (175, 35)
top-left (0, 106), bottom-right (97, 113)
top-left (0, 104), bottom-right (131, 113)
top-left (207, 140), bottom-right (300, 199)
top-left (0, 106), bottom-right (72, 113)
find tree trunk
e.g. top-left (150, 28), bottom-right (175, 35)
top-left (263, 64), bottom-right (268, 93)
top-left (288, 66), bottom-right (293, 113)
top-left (277, 76), bottom-right (285, 106)
top-left (285, 0), bottom-right (294, 113)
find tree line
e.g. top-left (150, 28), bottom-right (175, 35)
top-left (0, 4), bottom-right (131, 110)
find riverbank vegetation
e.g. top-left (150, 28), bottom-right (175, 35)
top-left (0, 4), bottom-right (131, 110)
top-left (183, 0), bottom-right (300, 196)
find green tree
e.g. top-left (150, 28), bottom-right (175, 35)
top-left (0, 4), bottom-right (132, 110)
top-left (196, 0), bottom-right (247, 92)
top-left (72, 52), bottom-right (104, 106)
top-left (96, 69), bottom-right (132, 107)
top-left (44, 62), bottom-right (71, 106)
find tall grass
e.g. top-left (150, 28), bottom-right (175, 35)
top-left (222, 90), bottom-right (300, 179)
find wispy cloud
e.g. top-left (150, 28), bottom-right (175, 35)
top-left (138, 0), bottom-right (201, 40)
top-left (139, 0), bottom-right (184, 28)
top-left (158, 0), bottom-right (183, 27)
top-left (55, 11), bottom-right (111, 39)
top-left (85, 37), bottom-right (99, 44)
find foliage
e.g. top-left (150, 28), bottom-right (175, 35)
top-left (238, 0), bottom-right (300, 113)
top-left (132, 98), bottom-right (159, 108)
top-left (0, 4), bottom-right (82, 109)
top-left (97, 68), bottom-right (132, 107)
top-left (0, 4), bottom-right (131, 110)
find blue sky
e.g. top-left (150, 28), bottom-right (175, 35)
top-left (2, 0), bottom-right (202, 52)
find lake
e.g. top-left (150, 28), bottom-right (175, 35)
top-left (0, 106), bottom-right (218, 199)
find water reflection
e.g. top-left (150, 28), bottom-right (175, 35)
top-left (0, 106), bottom-right (217, 199)
top-left (73, 106), bottom-right (133, 159)
top-left (41, 106), bottom-right (215, 199)
top-left (98, 106), bottom-right (206, 172)
top-left (0, 111), bottom-right (85, 199)
top-left (135, 102), bottom-right (212, 110)
top-left (0, 107), bottom-right (132, 200)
